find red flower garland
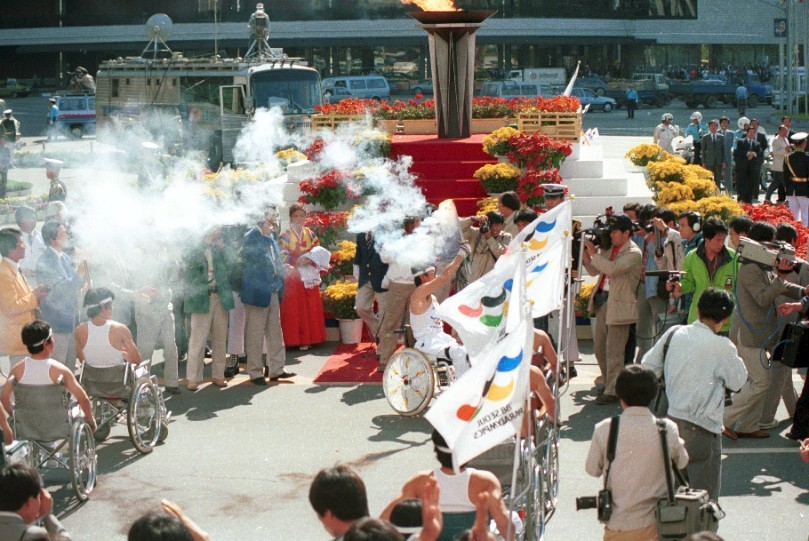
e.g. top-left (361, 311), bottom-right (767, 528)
top-left (742, 203), bottom-right (808, 258)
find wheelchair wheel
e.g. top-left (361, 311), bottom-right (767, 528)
top-left (541, 427), bottom-right (560, 517)
top-left (91, 399), bottom-right (112, 441)
top-left (69, 420), bottom-right (96, 501)
top-left (127, 379), bottom-right (160, 454)
top-left (383, 348), bottom-right (435, 416)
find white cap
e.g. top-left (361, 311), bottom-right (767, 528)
top-left (46, 201), bottom-right (67, 218)
top-left (791, 132), bottom-right (808, 144)
top-left (690, 111), bottom-right (702, 121)
top-left (737, 116), bottom-right (750, 129)
top-left (141, 141), bottom-right (160, 151)
top-left (2, 109), bottom-right (11, 115)
top-left (43, 158), bottom-right (64, 168)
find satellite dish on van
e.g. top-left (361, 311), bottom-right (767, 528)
top-left (142, 14), bottom-right (173, 59)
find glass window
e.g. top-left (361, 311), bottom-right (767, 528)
top-left (111, 79), bottom-right (119, 98)
top-left (250, 68), bottom-right (322, 114)
top-left (349, 80), bottom-right (367, 90)
top-left (367, 78), bottom-right (386, 89)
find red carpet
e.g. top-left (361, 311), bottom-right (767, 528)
top-left (390, 134), bottom-right (496, 217)
top-left (313, 342), bottom-right (383, 384)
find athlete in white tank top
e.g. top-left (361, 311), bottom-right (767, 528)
top-left (410, 297), bottom-right (444, 342)
top-left (19, 357), bottom-right (60, 385)
top-left (433, 468), bottom-right (476, 513)
top-left (84, 320), bottom-right (125, 368)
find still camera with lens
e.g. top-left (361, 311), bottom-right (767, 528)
top-left (576, 489), bottom-right (613, 522)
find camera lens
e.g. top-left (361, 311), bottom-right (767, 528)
top-left (575, 496), bottom-right (597, 510)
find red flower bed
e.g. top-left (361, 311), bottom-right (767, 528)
top-left (518, 169), bottom-right (564, 208)
top-left (298, 170), bottom-right (357, 211)
top-left (742, 203), bottom-right (808, 258)
top-left (506, 132), bottom-right (572, 170)
top-left (305, 211), bottom-right (349, 249)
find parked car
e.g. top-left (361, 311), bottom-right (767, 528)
top-left (480, 80), bottom-right (552, 98)
top-left (54, 93), bottom-right (96, 139)
top-left (0, 78), bottom-right (31, 99)
top-left (321, 75), bottom-right (391, 100)
top-left (412, 80), bottom-right (433, 95)
top-left (570, 88), bottom-right (616, 112)
top-left (574, 75), bottom-right (608, 95)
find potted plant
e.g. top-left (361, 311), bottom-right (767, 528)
top-left (517, 169), bottom-right (564, 209)
top-left (482, 126), bottom-right (520, 158)
top-left (326, 240), bottom-right (357, 285)
top-left (624, 143), bottom-right (663, 170)
top-left (305, 211), bottom-right (349, 250)
top-left (473, 162), bottom-right (522, 196)
top-left (298, 169), bottom-right (359, 212)
top-left (322, 280), bottom-right (363, 344)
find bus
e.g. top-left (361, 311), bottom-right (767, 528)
top-left (772, 66), bottom-right (806, 110)
top-left (96, 53), bottom-right (322, 165)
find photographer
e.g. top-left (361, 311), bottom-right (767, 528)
top-left (585, 365), bottom-right (689, 540)
top-left (670, 217), bottom-right (735, 335)
top-left (635, 205), bottom-right (668, 363)
top-left (642, 288), bottom-right (747, 501)
top-left (460, 211), bottom-right (511, 284)
top-left (723, 222), bottom-right (809, 440)
top-left (583, 213), bottom-right (642, 405)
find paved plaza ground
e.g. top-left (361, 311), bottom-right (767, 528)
top-left (1, 112), bottom-right (807, 539)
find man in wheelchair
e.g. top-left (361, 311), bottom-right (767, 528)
top-left (75, 287), bottom-right (142, 371)
top-left (410, 246), bottom-right (474, 379)
top-left (1, 320), bottom-right (97, 434)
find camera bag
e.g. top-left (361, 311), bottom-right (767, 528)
top-left (772, 321), bottom-right (809, 368)
top-left (655, 420), bottom-right (724, 539)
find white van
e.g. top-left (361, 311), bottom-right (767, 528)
top-left (321, 75), bottom-right (391, 100)
top-left (480, 80), bottom-right (551, 99)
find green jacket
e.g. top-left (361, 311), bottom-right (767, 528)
top-left (183, 243), bottom-right (236, 314)
top-left (679, 243), bottom-right (736, 332)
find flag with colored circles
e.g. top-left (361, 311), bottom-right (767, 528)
top-left (425, 315), bottom-right (533, 467)
top-left (505, 200), bottom-right (571, 319)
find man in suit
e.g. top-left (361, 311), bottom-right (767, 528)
top-left (35, 221), bottom-right (88, 366)
top-left (718, 116), bottom-right (735, 193)
top-left (700, 119), bottom-right (725, 189)
top-left (733, 126), bottom-right (762, 204)
top-left (0, 228), bottom-right (49, 365)
top-left (353, 230), bottom-right (388, 345)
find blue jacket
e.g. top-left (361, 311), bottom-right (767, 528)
top-left (36, 248), bottom-right (85, 333)
top-left (240, 227), bottom-right (285, 308)
top-left (354, 232), bottom-right (388, 293)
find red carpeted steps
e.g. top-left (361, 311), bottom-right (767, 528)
top-left (390, 134), bottom-right (496, 217)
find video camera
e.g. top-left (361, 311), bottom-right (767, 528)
top-left (584, 214), bottom-right (612, 250)
top-left (645, 270), bottom-right (687, 283)
top-left (737, 238), bottom-right (800, 272)
top-left (576, 489), bottom-right (613, 523)
top-left (633, 220), bottom-right (654, 234)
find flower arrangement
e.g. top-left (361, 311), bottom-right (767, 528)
top-left (375, 98), bottom-right (437, 120)
top-left (743, 203), bottom-right (808, 258)
top-left (506, 132), bottom-right (572, 170)
top-left (0, 194), bottom-right (48, 217)
top-left (575, 281), bottom-right (596, 317)
top-left (322, 279), bottom-right (359, 320)
top-left (331, 240), bottom-right (356, 275)
top-left (314, 99), bottom-right (377, 116)
top-left (473, 162), bottom-right (522, 194)
top-left (471, 97), bottom-right (514, 119)
top-left (298, 170), bottom-right (359, 211)
top-left (476, 197), bottom-right (498, 216)
top-left (625, 143), bottom-right (663, 167)
top-left (655, 181), bottom-right (695, 206)
top-left (512, 95), bottom-right (581, 114)
top-left (305, 139), bottom-right (326, 162)
top-left (306, 211), bottom-right (349, 249)
top-left (482, 127), bottom-right (520, 157)
top-left (697, 196), bottom-right (744, 224)
top-left (517, 169), bottom-right (563, 208)
top-left (353, 130), bottom-right (392, 158)
top-left (275, 148), bottom-right (306, 166)
top-left (647, 159), bottom-right (685, 185)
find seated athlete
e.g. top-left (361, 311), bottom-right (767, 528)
top-left (75, 287), bottom-right (142, 369)
top-left (1, 320), bottom-right (96, 433)
top-left (381, 429), bottom-right (518, 541)
top-left (409, 245), bottom-right (473, 378)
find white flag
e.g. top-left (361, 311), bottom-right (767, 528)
top-left (436, 254), bottom-right (520, 362)
top-left (426, 316), bottom-right (533, 466)
top-left (504, 201), bottom-right (572, 318)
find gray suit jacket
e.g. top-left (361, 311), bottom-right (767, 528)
top-left (0, 512), bottom-right (71, 540)
top-left (700, 132), bottom-right (725, 168)
top-left (735, 262), bottom-right (803, 349)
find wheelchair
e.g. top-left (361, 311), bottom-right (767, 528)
top-left (382, 325), bottom-right (457, 416)
top-left (79, 361), bottom-right (170, 454)
top-left (466, 369), bottom-right (561, 541)
top-left (4, 376), bottom-right (97, 501)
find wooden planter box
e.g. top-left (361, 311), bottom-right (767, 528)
top-left (375, 119), bottom-right (437, 135)
top-left (472, 117), bottom-right (515, 134)
top-left (311, 114), bottom-right (369, 130)
top-left (517, 110), bottom-right (582, 142)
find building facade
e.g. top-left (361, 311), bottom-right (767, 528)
top-left (0, 0), bottom-right (792, 87)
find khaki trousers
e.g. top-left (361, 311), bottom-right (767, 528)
top-left (724, 332), bottom-right (771, 433)
top-left (594, 301), bottom-right (632, 396)
top-left (603, 524), bottom-right (657, 541)
top-left (377, 282), bottom-right (415, 364)
top-left (355, 282), bottom-right (382, 339)
top-left (187, 292), bottom-right (228, 383)
top-left (245, 293), bottom-right (286, 379)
